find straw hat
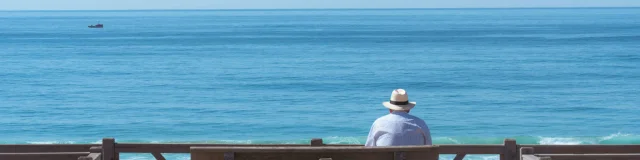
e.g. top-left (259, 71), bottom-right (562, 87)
top-left (382, 89), bottom-right (416, 111)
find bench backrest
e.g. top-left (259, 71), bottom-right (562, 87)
top-left (191, 145), bottom-right (439, 160)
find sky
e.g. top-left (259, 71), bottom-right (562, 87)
top-left (1, 0), bottom-right (640, 10)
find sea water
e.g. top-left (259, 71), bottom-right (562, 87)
top-left (1, 8), bottom-right (639, 160)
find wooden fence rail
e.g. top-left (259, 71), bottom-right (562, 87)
top-left (78, 146), bottom-right (103, 160)
top-left (112, 138), bottom-right (514, 160)
top-left (0, 144), bottom-right (97, 153)
top-left (519, 144), bottom-right (640, 154)
top-left (0, 152), bottom-right (90, 160)
top-left (534, 154), bottom-right (640, 160)
top-left (2, 137), bottom-right (640, 160)
top-left (520, 147), bottom-right (640, 160)
top-left (191, 146), bottom-right (440, 160)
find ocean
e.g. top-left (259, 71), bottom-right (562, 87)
top-left (1, 8), bottom-right (639, 160)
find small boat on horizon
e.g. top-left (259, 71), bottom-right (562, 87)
top-left (88, 23), bottom-right (103, 28)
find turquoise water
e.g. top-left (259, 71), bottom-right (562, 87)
top-left (1, 8), bottom-right (639, 160)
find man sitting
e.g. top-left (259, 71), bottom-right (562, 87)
top-left (365, 89), bottom-right (432, 146)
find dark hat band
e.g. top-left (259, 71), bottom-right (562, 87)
top-left (389, 100), bottom-right (409, 105)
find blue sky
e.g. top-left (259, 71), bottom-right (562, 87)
top-left (1, 0), bottom-right (640, 10)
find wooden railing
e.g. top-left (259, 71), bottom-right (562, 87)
top-left (0, 143), bottom-right (99, 160)
top-left (78, 146), bottom-right (103, 160)
top-left (520, 146), bottom-right (640, 160)
top-left (1, 137), bottom-right (639, 160)
top-left (191, 145), bottom-right (440, 160)
top-left (112, 138), bottom-right (514, 160)
top-left (0, 144), bottom-right (96, 153)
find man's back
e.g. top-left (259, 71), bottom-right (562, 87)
top-left (365, 111), bottom-right (432, 146)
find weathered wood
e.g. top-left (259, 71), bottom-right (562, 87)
top-left (115, 143), bottom-right (312, 153)
top-left (79, 156), bottom-right (93, 160)
top-left (88, 146), bottom-right (103, 160)
top-left (393, 152), bottom-right (405, 160)
top-left (89, 153), bottom-right (103, 160)
top-left (102, 138), bottom-right (115, 160)
top-left (0, 152), bottom-right (89, 160)
top-left (520, 147), bottom-right (550, 160)
top-left (193, 151), bottom-right (394, 160)
top-left (223, 152), bottom-right (392, 160)
top-left (520, 145), bottom-right (640, 154)
top-left (192, 151), bottom-right (224, 160)
top-left (520, 147), bottom-right (534, 160)
top-left (151, 152), bottom-right (166, 160)
top-left (115, 149), bottom-right (120, 160)
top-left (535, 153), bottom-right (640, 160)
top-left (79, 153), bottom-right (102, 160)
top-left (90, 146), bottom-right (102, 153)
top-left (521, 147), bottom-right (535, 155)
top-left (439, 145), bottom-right (504, 154)
top-left (522, 155), bottom-right (551, 160)
top-left (115, 143), bottom-right (504, 154)
top-left (310, 139), bottom-right (324, 146)
top-left (189, 152), bottom-right (241, 160)
top-left (501, 139), bottom-right (517, 160)
top-left (118, 143), bottom-right (443, 153)
top-left (405, 150), bottom-right (439, 160)
top-left (191, 146), bottom-right (439, 153)
top-left (192, 151), bottom-right (440, 160)
top-left (224, 152), bottom-right (234, 160)
top-left (7, 137), bottom-right (640, 160)
top-left (0, 144), bottom-right (96, 153)
top-left (454, 154), bottom-right (466, 160)
top-left (191, 146), bottom-right (439, 160)
top-left (0, 152), bottom-right (89, 155)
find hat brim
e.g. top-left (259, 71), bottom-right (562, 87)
top-left (382, 102), bottom-right (416, 111)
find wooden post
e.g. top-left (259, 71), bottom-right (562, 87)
top-left (102, 138), bottom-right (115, 160)
top-left (501, 139), bottom-right (517, 160)
top-left (311, 138), bottom-right (324, 146)
top-left (394, 151), bottom-right (406, 160)
top-left (224, 152), bottom-right (234, 160)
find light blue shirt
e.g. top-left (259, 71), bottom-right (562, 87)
top-left (365, 111), bottom-right (432, 146)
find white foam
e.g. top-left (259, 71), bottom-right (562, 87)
top-left (91, 140), bottom-right (102, 144)
top-left (27, 141), bottom-right (75, 144)
top-left (600, 132), bottom-right (632, 141)
top-left (446, 137), bottom-right (461, 144)
top-left (218, 140), bottom-right (253, 144)
top-left (538, 137), bottom-right (583, 145)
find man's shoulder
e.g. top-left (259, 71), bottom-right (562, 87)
top-left (405, 114), bottom-right (429, 128)
top-left (405, 114), bottom-right (426, 122)
top-left (373, 113), bottom-right (427, 123)
top-left (372, 115), bottom-right (385, 123)
top-left (371, 114), bottom-right (395, 125)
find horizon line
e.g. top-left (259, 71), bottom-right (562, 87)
top-left (1, 6), bottom-right (639, 12)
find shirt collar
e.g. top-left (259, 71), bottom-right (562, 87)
top-left (390, 111), bottom-right (409, 115)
